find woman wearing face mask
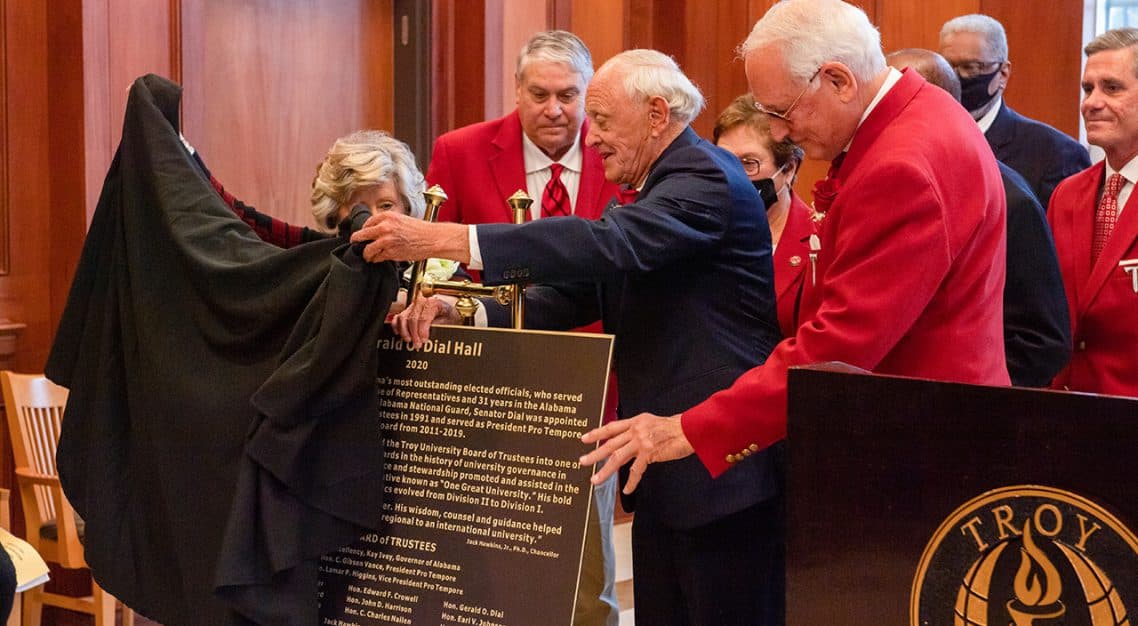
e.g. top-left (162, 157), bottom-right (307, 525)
top-left (714, 94), bottom-right (810, 337)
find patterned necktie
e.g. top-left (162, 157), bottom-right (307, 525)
top-left (1093, 172), bottom-right (1124, 262)
top-left (541, 163), bottom-right (570, 218)
top-left (616, 186), bottom-right (639, 205)
top-left (828, 151), bottom-right (847, 179)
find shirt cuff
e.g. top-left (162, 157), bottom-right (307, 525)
top-left (467, 225), bottom-right (484, 271)
top-left (473, 300), bottom-right (488, 327)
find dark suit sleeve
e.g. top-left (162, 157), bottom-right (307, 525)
top-left (1039, 139), bottom-right (1091, 211)
top-left (1001, 166), bottom-right (1072, 386)
top-left (483, 281), bottom-right (601, 330)
top-left (477, 146), bottom-right (732, 286)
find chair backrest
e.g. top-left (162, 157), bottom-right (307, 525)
top-left (1, 370), bottom-right (66, 496)
top-left (0, 371), bottom-right (79, 563)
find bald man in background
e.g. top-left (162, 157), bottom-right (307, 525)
top-left (886, 48), bottom-right (1070, 387)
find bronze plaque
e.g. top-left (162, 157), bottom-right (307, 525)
top-left (319, 325), bottom-right (613, 626)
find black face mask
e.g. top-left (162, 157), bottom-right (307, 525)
top-left (752, 178), bottom-right (779, 209)
top-left (751, 163), bottom-right (788, 209)
top-left (959, 67), bottom-right (1002, 113)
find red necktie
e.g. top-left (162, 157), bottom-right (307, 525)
top-left (1093, 172), bottom-right (1124, 262)
top-left (616, 187), bottom-right (639, 205)
top-left (541, 163), bottom-right (570, 218)
top-left (828, 151), bottom-right (846, 179)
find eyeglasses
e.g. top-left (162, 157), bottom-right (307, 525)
top-left (739, 158), bottom-right (762, 176)
top-left (754, 68), bottom-right (822, 122)
top-left (738, 158), bottom-right (787, 178)
top-left (951, 60), bottom-right (1005, 79)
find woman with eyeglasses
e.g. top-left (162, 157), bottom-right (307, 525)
top-left (713, 93), bottom-right (812, 337)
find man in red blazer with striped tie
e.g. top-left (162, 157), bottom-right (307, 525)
top-left (426, 31), bottom-right (617, 257)
top-left (424, 30), bottom-right (621, 626)
top-left (1048, 28), bottom-right (1138, 398)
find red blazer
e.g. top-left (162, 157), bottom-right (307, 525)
top-left (683, 70), bottom-right (1011, 477)
top-left (773, 193), bottom-right (813, 338)
top-left (1048, 162), bottom-right (1138, 396)
top-left (426, 110), bottom-right (617, 226)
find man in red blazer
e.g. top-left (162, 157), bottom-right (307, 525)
top-left (424, 31), bottom-right (621, 626)
top-left (580, 0), bottom-right (1010, 486)
top-left (1048, 29), bottom-right (1138, 398)
top-left (426, 32), bottom-right (617, 250)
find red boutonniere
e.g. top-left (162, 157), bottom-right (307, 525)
top-left (807, 177), bottom-right (841, 286)
top-left (811, 176), bottom-right (840, 221)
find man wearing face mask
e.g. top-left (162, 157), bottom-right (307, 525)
top-left (940, 14), bottom-right (1089, 210)
top-left (713, 94), bottom-right (811, 338)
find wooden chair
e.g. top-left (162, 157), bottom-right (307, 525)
top-left (0, 372), bottom-right (133, 626)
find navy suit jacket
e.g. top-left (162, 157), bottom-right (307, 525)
top-left (1000, 162), bottom-right (1071, 386)
top-left (479, 127), bottom-right (781, 529)
top-left (987, 103), bottom-right (1090, 210)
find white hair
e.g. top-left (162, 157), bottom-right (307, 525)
top-left (310, 130), bottom-right (425, 232)
top-left (739, 0), bottom-right (885, 84)
top-left (596, 49), bottom-right (705, 125)
top-left (940, 14), bottom-right (1008, 61)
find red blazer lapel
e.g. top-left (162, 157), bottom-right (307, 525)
top-left (1069, 164), bottom-right (1104, 312)
top-left (489, 110), bottom-right (529, 221)
top-left (838, 69), bottom-right (924, 179)
top-left (576, 118), bottom-right (611, 219)
top-left (1084, 175), bottom-right (1138, 312)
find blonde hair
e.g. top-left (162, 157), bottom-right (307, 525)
top-left (310, 130), bottom-right (426, 232)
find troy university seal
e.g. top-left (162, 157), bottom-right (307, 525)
top-left (911, 485), bottom-right (1138, 626)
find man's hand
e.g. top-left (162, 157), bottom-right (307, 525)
top-left (579, 412), bottom-right (694, 494)
top-left (349, 212), bottom-right (472, 264)
top-left (386, 289), bottom-right (410, 319)
top-left (390, 295), bottom-right (462, 347)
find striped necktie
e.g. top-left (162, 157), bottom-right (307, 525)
top-left (541, 163), bottom-right (570, 218)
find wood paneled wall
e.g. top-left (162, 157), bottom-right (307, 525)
top-left (181, 1), bottom-right (394, 228)
top-left (432, 0), bottom-right (488, 134)
top-left (0, 1), bottom-right (67, 376)
top-left (0, 0), bottom-right (398, 379)
top-left (437, 0), bottom-right (1085, 194)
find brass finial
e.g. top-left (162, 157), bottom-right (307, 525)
top-left (507, 190), bottom-right (533, 226)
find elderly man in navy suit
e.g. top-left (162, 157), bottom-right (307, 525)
top-left (354, 49), bottom-right (785, 625)
top-left (940, 14), bottom-right (1090, 209)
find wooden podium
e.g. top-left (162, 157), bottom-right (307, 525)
top-left (785, 365), bottom-right (1138, 626)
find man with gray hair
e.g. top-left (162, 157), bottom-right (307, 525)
top-left (356, 48), bottom-right (785, 625)
top-left (579, 0), bottom-right (1010, 541)
top-left (423, 30), bottom-right (620, 626)
top-left (940, 13), bottom-right (1089, 209)
top-left (1047, 27), bottom-right (1138, 397)
top-left (427, 30), bottom-right (617, 239)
